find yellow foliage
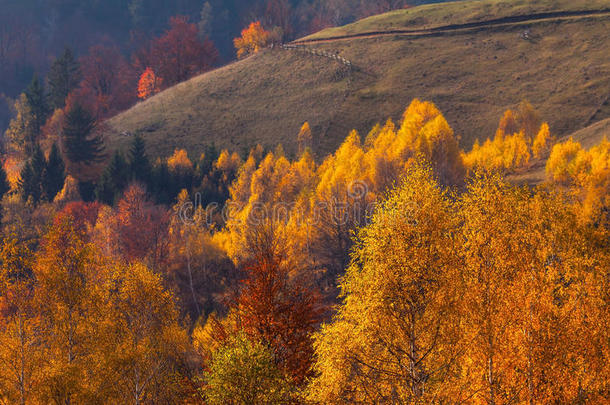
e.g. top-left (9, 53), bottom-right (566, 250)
top-left (167, 148), bottom-right (193, 173)
top-left (465, 103), bottom-right (550, 173)
top-left (233, 21), bottom-right (271, 59)
top-left (215, 149), bottom-right (242, 173)
top-left (54, 175), bottom-right (81, 203)
top-left (308, 162), bottom-right (462, 402)
top-left (224, 99), bottom-right (466, 276)
top-left (297, 121), bottom-right (312, 155)
top-left (309, 167), bottom-right (609, 403)
top-left (547, 137), bottom-right (610, 225)
top-left (545, 137), bottom-right (585, 183)
top-left (532, 122), bottom-right (552, 159)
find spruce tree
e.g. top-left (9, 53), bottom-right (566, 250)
top-left (25, 74), bottom-right (49, 144)
top-left (18, 163), bottom-right (35, 203)
top-left (150, 162), bottom-right (173, 205)
top-left (0, 163), bottom-right (10, 201)
top-left (197, 143), bottom-right (218, 179)
top-left (128, 134), bottom-right (150, 184)
top-left (24, 144), bottom-right (47, 203)
top-left (47, 48), bottom-right (81, 110)
top-left (43, 143), bottom-right (66, 201)
top-left (62, 103), bottom-right (105, 164)
top-left (95, 151), bottom-right (129, 205)
top-left (0, 164), bottom-right (10, 222)
top-left (18, 144), bottom-right (45, 205)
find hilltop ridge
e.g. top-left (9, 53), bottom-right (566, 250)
top-left (105, 0), bottom-right (610, 160)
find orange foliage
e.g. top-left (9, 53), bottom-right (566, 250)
top-left (55, 201), bottom-right (102, 235)
top-left (137, 67), bottom-right (163, 100)
top-left (235, 227), bottom-right (323, 385)
top-left (110, 184), bottom-right (169, 267)
top-left (464, 105), bottom-right (551, 173)
top-left (546, 137), bottom-right (610, 225)
top-left (233, 21), bottom-right (271, 59)
top-left (77, 44), bottom-right (137, 118)
top-left (2, 156), bottom-right (22, 189)
top-left (167, 148), bottom-right (193, 174)
top-left (297, 122), bottom-right (312, 155)
top-left (134, 16), bottom-right (218, 87)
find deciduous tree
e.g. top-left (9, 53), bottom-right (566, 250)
top-left (137, 67), bottom-right (162, 100)
top-left (137, 16), bottom-right (218, 88)
top-left (35, 216), bottom-right (105, 404)
top-left (204, 333), bottom-right (295, 404)
top-left (234, 21), bottom-right (271, 59)
top-left (308, 162), bottom-right (463, 403)
top-left (0, 237), bottom-right (41, 405)
top-left (236, 222), bottom-right (322, 385)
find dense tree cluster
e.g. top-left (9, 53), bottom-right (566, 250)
top-left (546, 136), bottom-right (609, 227)
top-left (307, 164), bottom-right (608, 403)
top-left (463, 101), bottom-right (554, 173)
top-left (0, 99), bottom-right (607, 403)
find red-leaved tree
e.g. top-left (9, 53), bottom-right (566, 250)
top-left (235, 224), bottom-right (323, 385)
top-left (112, 184), bottom-right (169, 267)
top-left (135, 16), bottom-right (218, 88)
top-left (76, 44), bottom-right (137, 118)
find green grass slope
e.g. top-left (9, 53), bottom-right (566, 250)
top-left (106, 0), bottom-right (610, 160)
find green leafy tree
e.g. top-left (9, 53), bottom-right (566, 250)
top-left (47, 48), bottom-right (81, 110)
top-left (62, 103), bottom-right (105, 165)
top-left (204, 333), bottom-right (295, 405)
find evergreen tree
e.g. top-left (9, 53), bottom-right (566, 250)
top-left (18, 144), bottom-right (46, 204)
top-left (62, 103), bottom-right (105, 164)
top-left (128, 134), bottom-right (150, 184)
top-left (43, 143), bottom-right (66, 201)
top-left (95, 151), bottom-right (129, 205)
top-left (0, 163), bottom-right (10, 201)
top-left (197, 143), bottom-right (218, 179)
top-left (78, 181), bottom-right (96, 202)
top-left (150, 162), bottom-right (173, 205)
top-left (25, 74), bottom-right (49, 145)
top-left (18, 163), bottom-right (34, 203)
top-left (47, 48), bottom-right (81, 110)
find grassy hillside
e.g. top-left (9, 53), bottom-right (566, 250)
top-left (302, 0), bottom-right (610, 40)
top-left (105, 0), bottom-right (610, 160)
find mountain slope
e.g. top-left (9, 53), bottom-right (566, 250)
top-left (105, 0), bottom-right (610, 160)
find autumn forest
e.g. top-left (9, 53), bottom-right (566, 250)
top-left (0, 0), bottom-right (609, 404)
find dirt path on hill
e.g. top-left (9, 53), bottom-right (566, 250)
top-left (292, 9), bottom-right (610, 44)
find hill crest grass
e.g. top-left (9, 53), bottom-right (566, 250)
top-left (105, 0), bottom-right (610, 167)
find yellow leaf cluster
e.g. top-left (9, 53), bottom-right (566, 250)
top-left (464, 104), bottom-right (553, 173)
